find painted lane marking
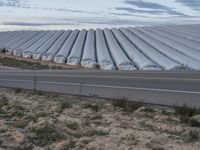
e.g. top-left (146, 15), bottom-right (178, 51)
top-left (0, 74), bottom-right (200, 81)
top-left (39, 81), bottom-right (200, 94)
top-left (0, 79), bottom-right (199, 94)
top-left (0, 79), bottom-right (32, 83)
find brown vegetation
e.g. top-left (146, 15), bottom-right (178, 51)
top-left (0, 88), bottom-right (200, 150)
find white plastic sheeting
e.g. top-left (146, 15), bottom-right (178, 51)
top-left (54, 30), bottom-right (79, 64)
top-left (67, 29), bottom-right (87, 66)
top-left (146, 27), bottom-right (200, 51)
top-left (120, 28), bottom-right (182, 70)
top-left (0, 31), bottom-right (28, 48)
top-left (167, 26), bottom-right (200, 38)
top-left (4, 32), bottom-right (30, 48)
top-left (1, 24), bottom-right (200, 70)
top-left (95, 29), bottom-right (115, 70)
top-left (111, 28), bottom-right (160, 70)
top-left (42, 30), bottom-right (72, 61)
top-left (103, 28), bottom-right (136, 70)
top-left (129, 28), bottom-right (200, 70)
top-left (22, 31), bottom-right (57, 58)
top-left (32, 31), bottom-right (64, 60)
top-left (137, 28), bottom-right (200, 61)
top-left (81, 29), bottom-right (97, 68)
top-left (0, 32), bottom-right (12, 42)
top-left (161, 27), bottom-right (200, 43)
top-left (0, 31), bottom-right (20, 46)
top-left (14, 31), bottom-right (48, 56)
top-left (7, 31), bottom-right (39, 54)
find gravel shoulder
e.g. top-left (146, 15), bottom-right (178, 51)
top-left (0, 88), bottom-right (200, 150)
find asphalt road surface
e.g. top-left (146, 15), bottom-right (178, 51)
top-left (0, 70), bottom-right (200, 107)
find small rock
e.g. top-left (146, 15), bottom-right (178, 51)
top-left (58, 115), bottom-right (81, 124)
top-left (154, 122), bottom-right (184, 134)
top-left (191, 114), bottom-right (200, 123)
top-left (86, 137), bottom-right (120, 150)
top-left (11, 130), bottom-right (25, 143)
top-left (30, 117), bottom-right (53, 130)
top-left (33, 146), bottom-right (47, 150)
top-left (50, 140), bottom-right (70, 150)
top-left (75, 140), bottom-right (85, 149)
top-left (57, 114), bottom-right (68, 122)
top-left (134, 107), bottom-right (146, 114)
top-left (154, 115), bottom-right (179, 122)
top-left (0, 120), bottom-right (8, 131)
top-left (49, 104), bottom-right (62, 113)
top-left (80, 137), bottom-right (93, 144)
top-left (104, 103), bottom-right (111, 108)
top-left (120, 130), bottom-right (136, 141)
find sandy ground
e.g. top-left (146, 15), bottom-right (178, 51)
top-left (0, 88), bottom-right (200, 150)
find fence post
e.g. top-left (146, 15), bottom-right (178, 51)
top-left (0, 62), bottom-right (2, 71)
top-left (80, 81), bottom-right (82, 100)
top-left (79, 80), bottom-right (85, 101)
top-left (33, 70), bottom-right (37, 92)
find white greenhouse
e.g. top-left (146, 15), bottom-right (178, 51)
top-left (0, 24), bottom-right (200, 70)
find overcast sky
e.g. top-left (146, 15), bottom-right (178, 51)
top-left (0, 0), bottom-right (200, 31)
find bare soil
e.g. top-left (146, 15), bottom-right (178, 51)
top-left (0, 88), bottom-right (200, 150)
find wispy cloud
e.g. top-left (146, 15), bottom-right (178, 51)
top-left (125, 0), bottom-right (170, 10)
top-left (116, 7), bottom-right (167, 15)
top-left (2, 21), bottom-right (77, 26)
top-left (121, 0), bottom-right (188, 16)
top-left (0, 0), bottom-right (98, 15)
top-left (110, 12), bottom-right (151, 18)
top-left (41, 7), bottom-right (99, 15)
top-left (0, 0), bottom-right (29, 8)
top-left (175, 0), bottom-right (200, 10)
top-left (0, 0), bottom-right (200, 30)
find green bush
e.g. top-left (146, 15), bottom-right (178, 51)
top-left (174, 104), bottom-right (200, 117)
top-left (175, 104), bottom-right (200, 127)
top-left (30, 124), bottom-right (65, 146)
top-left (112, 98), bottom-right (142, 112)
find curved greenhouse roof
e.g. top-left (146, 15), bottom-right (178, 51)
top-left (0, 24), bottom-right (200, 70)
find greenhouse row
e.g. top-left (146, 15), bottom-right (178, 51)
top-left (0, 24), bottom-right (200, 70)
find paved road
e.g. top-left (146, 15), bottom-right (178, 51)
top-left (0, 70), bottom-right (200, 107)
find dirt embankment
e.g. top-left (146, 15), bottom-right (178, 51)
top-left (0, 88), bottom-right (200, 150)
top-left (0, 53), bottom-right (80, 70)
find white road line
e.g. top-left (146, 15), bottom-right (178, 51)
top-left (0, 79), bottom-right (33, 83)
top-left (38, 81), bottom-right (80, 86)
top-left (84, 84), bottom-right (200, 94)
top-left (36, 81), bottom-right (200, 94)
top-left (1, 78), bottom-right (199, 94)
top-left (40, 82), bottom-right (200, 94)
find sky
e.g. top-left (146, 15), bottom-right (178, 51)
top-left (0, 0), bottom-right (200, 31)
